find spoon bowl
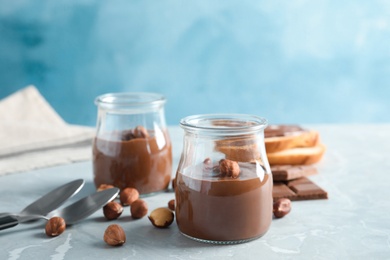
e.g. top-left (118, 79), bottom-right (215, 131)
top-left (0, 179), bottom-right (84, 218)
top-left (0, 179), bottom-right (85, 230)
top-left (0, 188), bottom-right (119, 229)
top-left (49, 187), bottom-right (119, 225)
top-left (14, 188), bottom-right (119, 225)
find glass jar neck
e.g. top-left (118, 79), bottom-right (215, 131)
top-left (94, 92), bottom-right (167, 134)
top-left (95, 92), bottom-right (166, 114)
top-left (180, 114), bottom-right (268, 137)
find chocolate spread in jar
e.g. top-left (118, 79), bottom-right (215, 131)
top-left (93, 128), bottom-right (172, 194)
top-left (175, 161), bottom-right (273, 242)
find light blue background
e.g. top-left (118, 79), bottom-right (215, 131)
top-left (1, 1), bottom-right (389, 126)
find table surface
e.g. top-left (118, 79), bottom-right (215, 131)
top-left (1, 125), bottom-right (390, 260)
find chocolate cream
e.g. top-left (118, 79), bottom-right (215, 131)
top-left (175, 161), bottom-right (272, 242)
top-left (93, 129), bottom-right (172, 194)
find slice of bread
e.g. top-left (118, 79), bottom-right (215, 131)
top-left (267, 143), bottom-right (326, 165)
top-left (265, 130), bottom-right (320, 153)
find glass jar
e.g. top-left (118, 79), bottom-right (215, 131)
top-left (92, 92), bottom-right (172, 195)
top-left (175, 114), bottom-right (272, 244)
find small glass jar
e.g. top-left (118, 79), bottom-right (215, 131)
top-left (92, 92), bottom-right (172, 195)
top-left (175, 114), bottom-right (273, 244)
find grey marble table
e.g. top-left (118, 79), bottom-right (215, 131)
top-left (1, 125), bottom-right (390, 260)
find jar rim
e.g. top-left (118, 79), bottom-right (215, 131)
top-left (95, 92), bottom-right (166, 110)
top-left (180, 114), bottom-right (268, 135)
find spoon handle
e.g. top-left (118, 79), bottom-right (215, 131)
top-left (0, 214), bottom-right (47, 230)
top-left (0, 215), bottom-right (19, 230)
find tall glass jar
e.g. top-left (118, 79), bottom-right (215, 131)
top-left (175, 114), bottom-right (272, 244)
top-left (92, 93), bottom-right (172, 195)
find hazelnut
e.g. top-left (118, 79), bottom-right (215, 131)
top-left (133, 125), bottom-right (149, 138)
top-left (219, 159), bottom-right (240, 178)
top-left (171, 178), bottom-right (176, 190)
top-left (120, 187), bottom-right (139, 206)
top-left (130, 199), bottom-right (148, 219)
top-left (212, 165), bottom-right (220, 173)
top-left (103, 201), bottom-right (123, 220)
top-left (104, 224), bottom-right (126, 246)
top-left (168, 199), bottom-right (175, 211)
top-left (148, 207), bottom-right (174, 228)
top-left (121, 130), bottom-right (135, 141)
top-left (203, 157), bottom-right (214, 171)
top-left (97, 184), bottom-right (115, 192)
top-left (203, 157), bottom-right (212, 164)
top-left (45, 217), bottom-right (66, 237)
top-left (273, 198), bottom-right (292, 218)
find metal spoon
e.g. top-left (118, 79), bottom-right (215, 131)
top-left (49, 187), bottom-right (119, 225)
top-left (0, 179), bottom-right (85, 229)
top-left (0, 187), bottom-right (119, 230)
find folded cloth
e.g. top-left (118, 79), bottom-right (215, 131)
top-left (0, 86), bottom-right (95, 175)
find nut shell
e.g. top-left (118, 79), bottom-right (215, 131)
top-left (273, 198), bottom-right (292, 218)
top-left (133, 125), bottom-right (149, 138)
top-left (45, 216), bottom-right (66, 237)
top-left (219, 159), bottom-right (240, 178)
top-left (148, 207), bottom-right (174, 228)
top-left (97, 184), bottom-right (115, 192)
top-left (120, 187), bottom-right (139, 206)
top-left (130, 199), bottom-right (148, 219)
top-left (104, 224), bottom-right (126, 246)
top-left (168, 199), bottom-right (175, 211)
top-left (103, 201), bottom-right (123, 220)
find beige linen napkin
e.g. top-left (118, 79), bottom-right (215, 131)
top-left (0, 86), bottom-right (95, 175)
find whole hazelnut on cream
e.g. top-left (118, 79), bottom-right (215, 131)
top-left (219, 159), bottom-right (240, 178)
top-left (132, 125), bottom-right (150, 138)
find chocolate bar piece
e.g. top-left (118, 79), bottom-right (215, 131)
top-left (273, 177), bottom-right (328, 201)
top-left (271, 165), bottom-right (318, 181)
top-left (273, 182), bottom-right (296, 198)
